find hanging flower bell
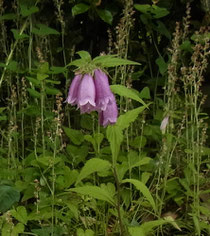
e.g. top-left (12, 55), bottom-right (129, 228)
top-left (66, 69), bottom-right (118, 127)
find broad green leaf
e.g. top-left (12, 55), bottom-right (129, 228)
top-left (93, 56), bottom-right (141, 67)
top-left (66, 144), bottom-right (88, 166)
top-left (122, 179), bottom-right (156, 212)
top-left (67, 58), bottom-right (87, 67)
top-left (134, 4), bottom-right (169, 19)
top-left (128, 219), bottom-right (169, 235)
top-left (76, 158), bottom-right (111, 184)
top-left (117, 106), bottom-right (147, 130)
top-left (32, 24), bottom-right (59, 36)
top-left (72, 3), bottom-right (90, 16)
top-left (69, 186), bottom-right (115, 205)
top-left (97, 9), bottom-right (113, 25)
top-left (0, 185), bottom-right (20, 212)
top-left (26, 76), bottom-right (40, 86)
top-left (11, 29), bottom-right (29, 40)
top-left (154, 20), bottom-right (171, 39)
top-left (12, 223), bottom-right (25, 235)
top-left (180, 40), bottom-right (193, 52)
top-left (110, 85), bottom-right (146, 105)
top-left (10, 206), bottom-right (28, 225)
top-left (77, 50), bottom-right (91, 60)
top-left (20, 5), bottom-right (39, 17)
top-left (45, 86), bottom-right (61, 95)
top-left (0, 13), bottom-right (17, 20)
top-left (139, 87), bottom-right (151, 99)
top-left (49, 66), bottom-right (67, 74)
top-left (45, 79), bottom-right (60, 85)
top-left (155, 57), bottom-right (167, 75)
top-left (63, 127), bottom-right (84, 145)
top-left (106, 125), bottom-right (123, 163)
top-left (27, 88), bottom-right (41, 98)
top-left (6, 61), bottom-right (18, 71)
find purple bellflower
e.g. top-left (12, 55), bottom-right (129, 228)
top-left (94, 69), bottom-right (114, 111)
top-left (99, 94), bottom-right (118, 127)
top-left (66, 69), bottom-right (118, 127)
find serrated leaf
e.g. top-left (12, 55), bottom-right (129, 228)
top-left (69, 186), bottom-right (115, 205)
top-left (0, 185), bottom-right (20, 212)
top-left (122, 179), bottom-right (156, 212)
top-left (97, 9), bottom-right (113, 25)
top-left (110, 85), bottom-right (146, 105)
top-left (76, 158), bottom-right (111, 184)
top-left (72, 3), bottom-right (90, 16)
top-left (10, 206), bottom-right (28, 225)
top-left (63, 127), bottom-right (84, 145)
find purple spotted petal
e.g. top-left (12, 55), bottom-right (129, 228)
top-left (94, 69), bottom-right (114, 111)
top-left (78, 74), bottom-right (96, 114)
top-left (66, 74), bottom-right (82, 105)
top-left (99, 94), bottom-right (118, 127)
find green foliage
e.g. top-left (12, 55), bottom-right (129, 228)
top-left (0, 185), bottom-right (20, 212)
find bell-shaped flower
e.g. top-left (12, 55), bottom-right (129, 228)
top-left (99, 94), bottom-right (118, 127)
top-left (94, 69), bottom-right (114, 111)
top-left (77, 74), bottom-right (96, 114)
top-left (66, 74), bottom-right (82, 105)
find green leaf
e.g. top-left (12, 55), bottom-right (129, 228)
top-left (76, 158), bottom-right (111, 184)
top-left (11, 29), bottom-right (29, 40)
top-left (77, 50), bottom-right (91, 60)
top-left (128, 219), bottom-right (168, 235)
top-left (134, 4), bottom-right (169, 18)
top-left (117, 106), bottom-right (147, 130)
top-left (110, 85), bottom-right (146, 105)
top-left (0, 185), bottom-right (20, 212)
top-left (0, 13), bottom-right (17, 20)
top-left (155, 57), bottom-right (168, 75)
top-left (106, 125), bottom-right (123, 163)
top-left (26, 76), bottom-right (40, 86)
top-left (93, 55), bottom-right (141, 67)
top-left (72, 3), bottom-right (90, 16)
top-left (10, 206), bottom-right (28, 225)
top-left (45, 86), bottom-right (61, 95)
top-left (20, 4), bottom-right (39, 17)
top-left (139, 87), bottom-right (151, 99)
top-left (63, 127), bottom-right (84, 145)
top-left (97, 9), bottom-right (113, 25)
top-left (66, 144), bottom-right (88, 166)
top-left (155, 20), bottom-right (171, 39)
top-left (69, 186), bottom-right (115, 205)
top-left (6, 61), bottom-right (18, 71)
top-left (32, 24), bottom-right (60, 36)
top-left (67, 58), bottom-right (87, 67)
top-left (27, 88), bottom-right (41, 98)
top-left (122, 179), bottom-right (156, 212)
